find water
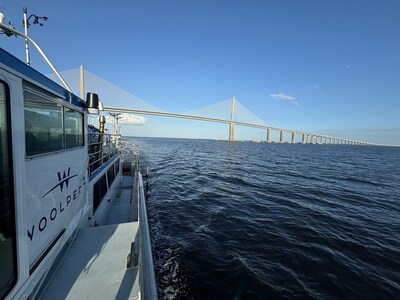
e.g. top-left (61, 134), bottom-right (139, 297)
top-left (126, 137), bottom-right (400, 299)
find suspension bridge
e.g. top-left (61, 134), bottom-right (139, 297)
top-left (102, 97), bottom-right (371, 145)
top-left (52, 68), bottom-right (374, 146)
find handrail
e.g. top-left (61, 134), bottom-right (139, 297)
top-left (88, 132), bottom-right (121, 175)
top-left (137, 171), bottom-right (158, 300)
top-left (0, 22), bottom-right (72, 92)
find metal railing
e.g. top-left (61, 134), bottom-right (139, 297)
top-left (0, 22), bottom-right (72, 92)
top-left (135, 167), bottom-right (158, 300)
top-left (88, 132), bottom-right (121, 175)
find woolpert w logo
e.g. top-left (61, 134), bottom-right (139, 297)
top-left (43, 167), bottom-right (78, 198)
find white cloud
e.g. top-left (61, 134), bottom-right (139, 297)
top-left (106, 113), bottom-right (147, 125)
top-left (270, 93), bottom-right (298, 105)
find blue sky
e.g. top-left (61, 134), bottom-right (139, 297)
top-left (1, 0), bottom-right (399, 145)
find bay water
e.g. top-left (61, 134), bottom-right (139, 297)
top-left (125, 137), bottom-right (400, 299)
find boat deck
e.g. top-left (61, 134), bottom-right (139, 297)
top-left (40, 176), bottom-right (140, 300)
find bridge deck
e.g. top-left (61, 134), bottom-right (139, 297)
top-left (103, 106), bottom-right (373, 145)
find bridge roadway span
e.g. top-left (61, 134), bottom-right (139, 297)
top-left (103, 106), bottom-right (372, 146)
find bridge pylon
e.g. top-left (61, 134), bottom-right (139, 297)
top-left (229, 96), bottom-right (235, 141)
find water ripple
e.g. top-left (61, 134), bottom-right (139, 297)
top-left (132, 138), bottom-right (400, 299)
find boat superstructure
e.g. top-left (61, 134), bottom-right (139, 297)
top-left (0, 17), bottom-right (156, 300)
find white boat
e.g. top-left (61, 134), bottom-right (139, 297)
top-left (0, 14), bottom-right (157, 300)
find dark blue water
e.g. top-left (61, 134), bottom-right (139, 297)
top-left (127, 137), bottom-right (400, 299)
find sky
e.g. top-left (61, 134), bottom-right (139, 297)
top-left (1, 0), bottom-right (400, 145)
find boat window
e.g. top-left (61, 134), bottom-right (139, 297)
top-left (93, 174), bottom-right (107, 213)
top-left (24, 91), bottom-right (63, 156)
top-left (107, 165), bottom-right (115, 188)
top-left (24, 91), bottom-right (84, 157)
top-left (115, 158), bottom-right (120, 175)
top-left (65, 107), bottom-right (84, 149)
top-left (0, 81), bottom-right (18, 298)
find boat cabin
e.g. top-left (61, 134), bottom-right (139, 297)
top-left (0, 48), bottom-right (123, 299)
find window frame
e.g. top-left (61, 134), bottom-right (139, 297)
top-left (0, 80), bottom-right (18, 299)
